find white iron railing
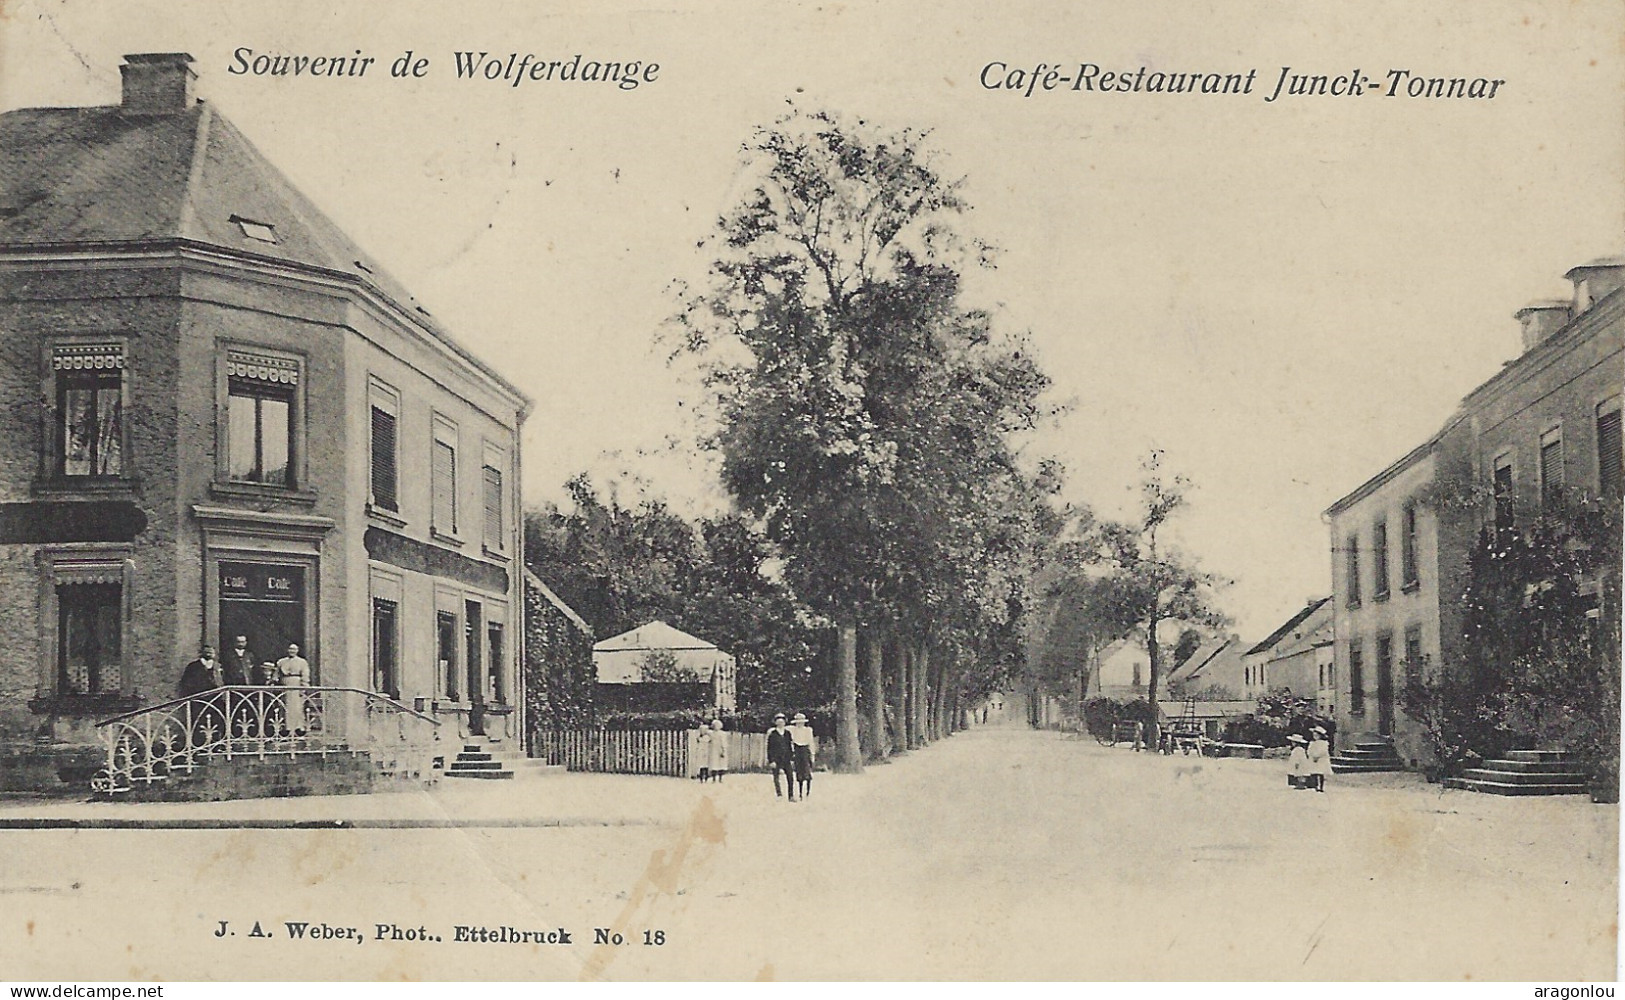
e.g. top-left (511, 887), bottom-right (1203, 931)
top-left (93, 686), bottom-right (440, 794)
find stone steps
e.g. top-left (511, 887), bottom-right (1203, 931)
top-left (1331, 736), bottom-right (1405, 774)
top-left (1446, 750), bottom-right (1591, 797)
top-left (444, 741), bottom-right (515, 780)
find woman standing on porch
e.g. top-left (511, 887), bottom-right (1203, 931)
top-left (277, 643), bottom-right (310, 736)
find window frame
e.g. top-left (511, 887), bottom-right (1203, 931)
top-left (480, 441), bottom-right (508, 556)
top-left (1348, 639), bottom-right (1365, 715)
top-left (430, 413), bottom-right (461, 542)
top-left (1597, 396), bottom-right (1622, 498)
top-left (39, 340), bottom-right (133, 489)
top-left (1344, 532), bottom-right (1361, 608)
top-left (1539, 423), bottom-right (1564, 509)
top-left (213, 345), bottom-right (310, 501)
top-left (368, 378), bottom-right (403, 521)
top-left (31, 547), bottom-right (137, 716)
top-left (1492, 451), bottom-right (1515, 532)
top-left (1400, 500), bottom-right (1420, 592)
top-left (1372, 517), bottom-right (1390, 602)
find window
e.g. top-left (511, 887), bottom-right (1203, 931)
top-left (52, 344), bottom-right (125, 478)
top-left (1372, 518), bottom-right (1390, 601)
top-left (482, 463), bottom-right (503, 551)
top-left (1401, 501), bottom-right (1419, 590)
top-left (1344, 533), bottom-right (1361, 607)
top-left (225, 351), bottom-right (299, 487)
top-left (1598, 398), bottom-right (1622, 498)
top-left (1404, 624), bottom-right (1423, 687)
top-left (432, 416), bottom-right (458, 536)
top-left (487, 622), bottom-right (506, 704)
top-left (230, 214), bottom-right (278, 244)
top-left (1348, 640), bottom-right (1365, 714)
top-left (370, 407), bottom-right (398, 512)
top-left (1493, 453), bottom-right (1514, 531)
top-left (437, 610), bottom-right (459, 700)
top-left (372, 598), bottom-right (399, 699)
top-left (1540, 426), bottom-right (1564, 507)
top-left (57, 582), bottom-right (121, 695)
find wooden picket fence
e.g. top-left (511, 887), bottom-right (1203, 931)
top-left (533, 729), bottom-right (828, 778)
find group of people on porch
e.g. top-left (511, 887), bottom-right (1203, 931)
top-left (177, 637), bottom-right (312, 737)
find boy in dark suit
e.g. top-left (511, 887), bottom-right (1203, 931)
top-left (766, 712), bottom-right (796, 801)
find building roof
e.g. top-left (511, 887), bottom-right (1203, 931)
top-left (1165, 635), bottom-right (1241, 688)
top-left (523, 568), bottom-right (592, 637)
top-left (593, 620), bottom-right (722, 654)
top-left (1245, 597), bottom-right (1332, 657)
top-left (0, 98), bottom-right (529, 409)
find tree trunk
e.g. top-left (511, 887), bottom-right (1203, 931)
top-left (897, 639), bottom-right (913, 749)
top-left (835, 621), bottom-right (862, 773)
top-left (914, 643), bottom-right (930, 747)
top-left (864, 626), bottom-right (888, 758)
top-left (1146, 610), bottom-right (1162, 748)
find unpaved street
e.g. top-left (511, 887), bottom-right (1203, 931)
top-left (0, 727), bottom-right (1615, 980)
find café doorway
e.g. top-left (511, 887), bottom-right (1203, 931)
top-left (218, 561), bottom-right (308, 681)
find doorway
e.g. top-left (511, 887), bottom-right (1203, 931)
top-left (464, 600), bottom-right (484, 736)
top-left (218, 562), bottom-right (307, 679)
top-left (1376, 633), bottom-right (1395, 737)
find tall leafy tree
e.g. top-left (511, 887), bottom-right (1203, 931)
top-left (674, 107), bottom-right (1057, 768)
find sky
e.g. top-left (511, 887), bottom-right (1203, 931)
top-left (3, 0), bottom-right (1621, 638)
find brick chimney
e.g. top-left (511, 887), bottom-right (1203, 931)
top-left (1565, 257), bottom-right (1625, 314)
top-left (120, 53), bottom-right (197, 115)
top-left (1514, 299), bottom-right (1572, 352)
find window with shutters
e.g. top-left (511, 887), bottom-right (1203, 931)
top-left (1492, 453), bottom-right (1514, 531)
top-left (482, 463), bottom-right (503, 552)
top-left (49, 343), bottom-right (127, 480)
top-left (1403, 624), bottom-right (1423, 686)
top-left (1372, 518), bottom-right (1390, 601)
top-left (431, 414), bottom-right (459, 538)
top-left (371, 408), bottom-right (398, 511)
top-left (1400, 501), bottom-right (1420, 591)
top-left (1598, 398), bottom-right (1622, 498)
top-left (1344, 533), bottom-right (1361, 607)
top-left (1539, 426), bottom-right (1564, 508)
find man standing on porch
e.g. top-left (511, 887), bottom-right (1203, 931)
top-left (178, 645), bottom-right (220, 697)
top-left (222, 635), bottom-right (254, 687)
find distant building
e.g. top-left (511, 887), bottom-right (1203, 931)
top-left (1165, 633), bottom-right (1247, 699)
top-left (0, 54), bottom-right (531, 754)
top-left (1326, 256), bottom-right (1623, 766)
top-left (592, 621), bottom-right (737, 714)
top-left (1241, 598), bottom-right (1333, 702)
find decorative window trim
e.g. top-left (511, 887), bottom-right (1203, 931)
top-left (39, 339), bottom-right (133, 487)
top-left (215, 342), bottom-right (308, 493)
top-left (32, 546), bottom-right (137, 714)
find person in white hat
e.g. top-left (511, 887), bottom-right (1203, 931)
top-left (790, 712), bottom-right (815, 799)
top-left (1287, 733), bottom-right (1309, 789)
top-left (1306, 726), bottom-right (1332, 792)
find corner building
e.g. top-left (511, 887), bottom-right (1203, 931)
top-left (0, 54), bottom-right (531, 749)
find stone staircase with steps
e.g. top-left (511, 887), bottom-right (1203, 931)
top-left (1330, 735), bottom-right (1406, 774)
top-left (1444, 749), bottom-right (1591, 796)
top-left (442, 739), bottom-right (568, 780)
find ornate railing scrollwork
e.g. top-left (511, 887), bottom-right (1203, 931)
top-left (93, 687), bottom-right (440, 794)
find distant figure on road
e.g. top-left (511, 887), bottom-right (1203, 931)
top-left (1132, 720), bottom-right (1146, 752)
top-left (707, 718), bottom-right (729, 782)
top-left (790, 712), bottom-right (815, 799)
top-left (767, 712), bottom-right (797, 800)
top-left (1287, 733), bottom-right (1309, 789)
top-left (692, 724), bottom-right (713, 781)
top-left (1307, 727), bottom-right (1332, 793)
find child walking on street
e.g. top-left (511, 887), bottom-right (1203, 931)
top-left (1307, 726), bottom-right (1332, 792)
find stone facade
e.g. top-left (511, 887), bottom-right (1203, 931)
top-left (1326, 257), bottom-right (1624, 768)
top-left (0, 54), bottom-right (531, 766)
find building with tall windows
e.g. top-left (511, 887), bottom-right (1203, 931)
top-left (1325, 256), bottom-right (1624, 767)
top-left (0, 54), bottom-right (531, 762)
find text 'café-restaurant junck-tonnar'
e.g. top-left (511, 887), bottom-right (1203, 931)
top-left (0, 53), bottom-right (533, 753)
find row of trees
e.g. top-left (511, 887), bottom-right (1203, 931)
top-left (669, 108), bottom-right (1066, 769)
